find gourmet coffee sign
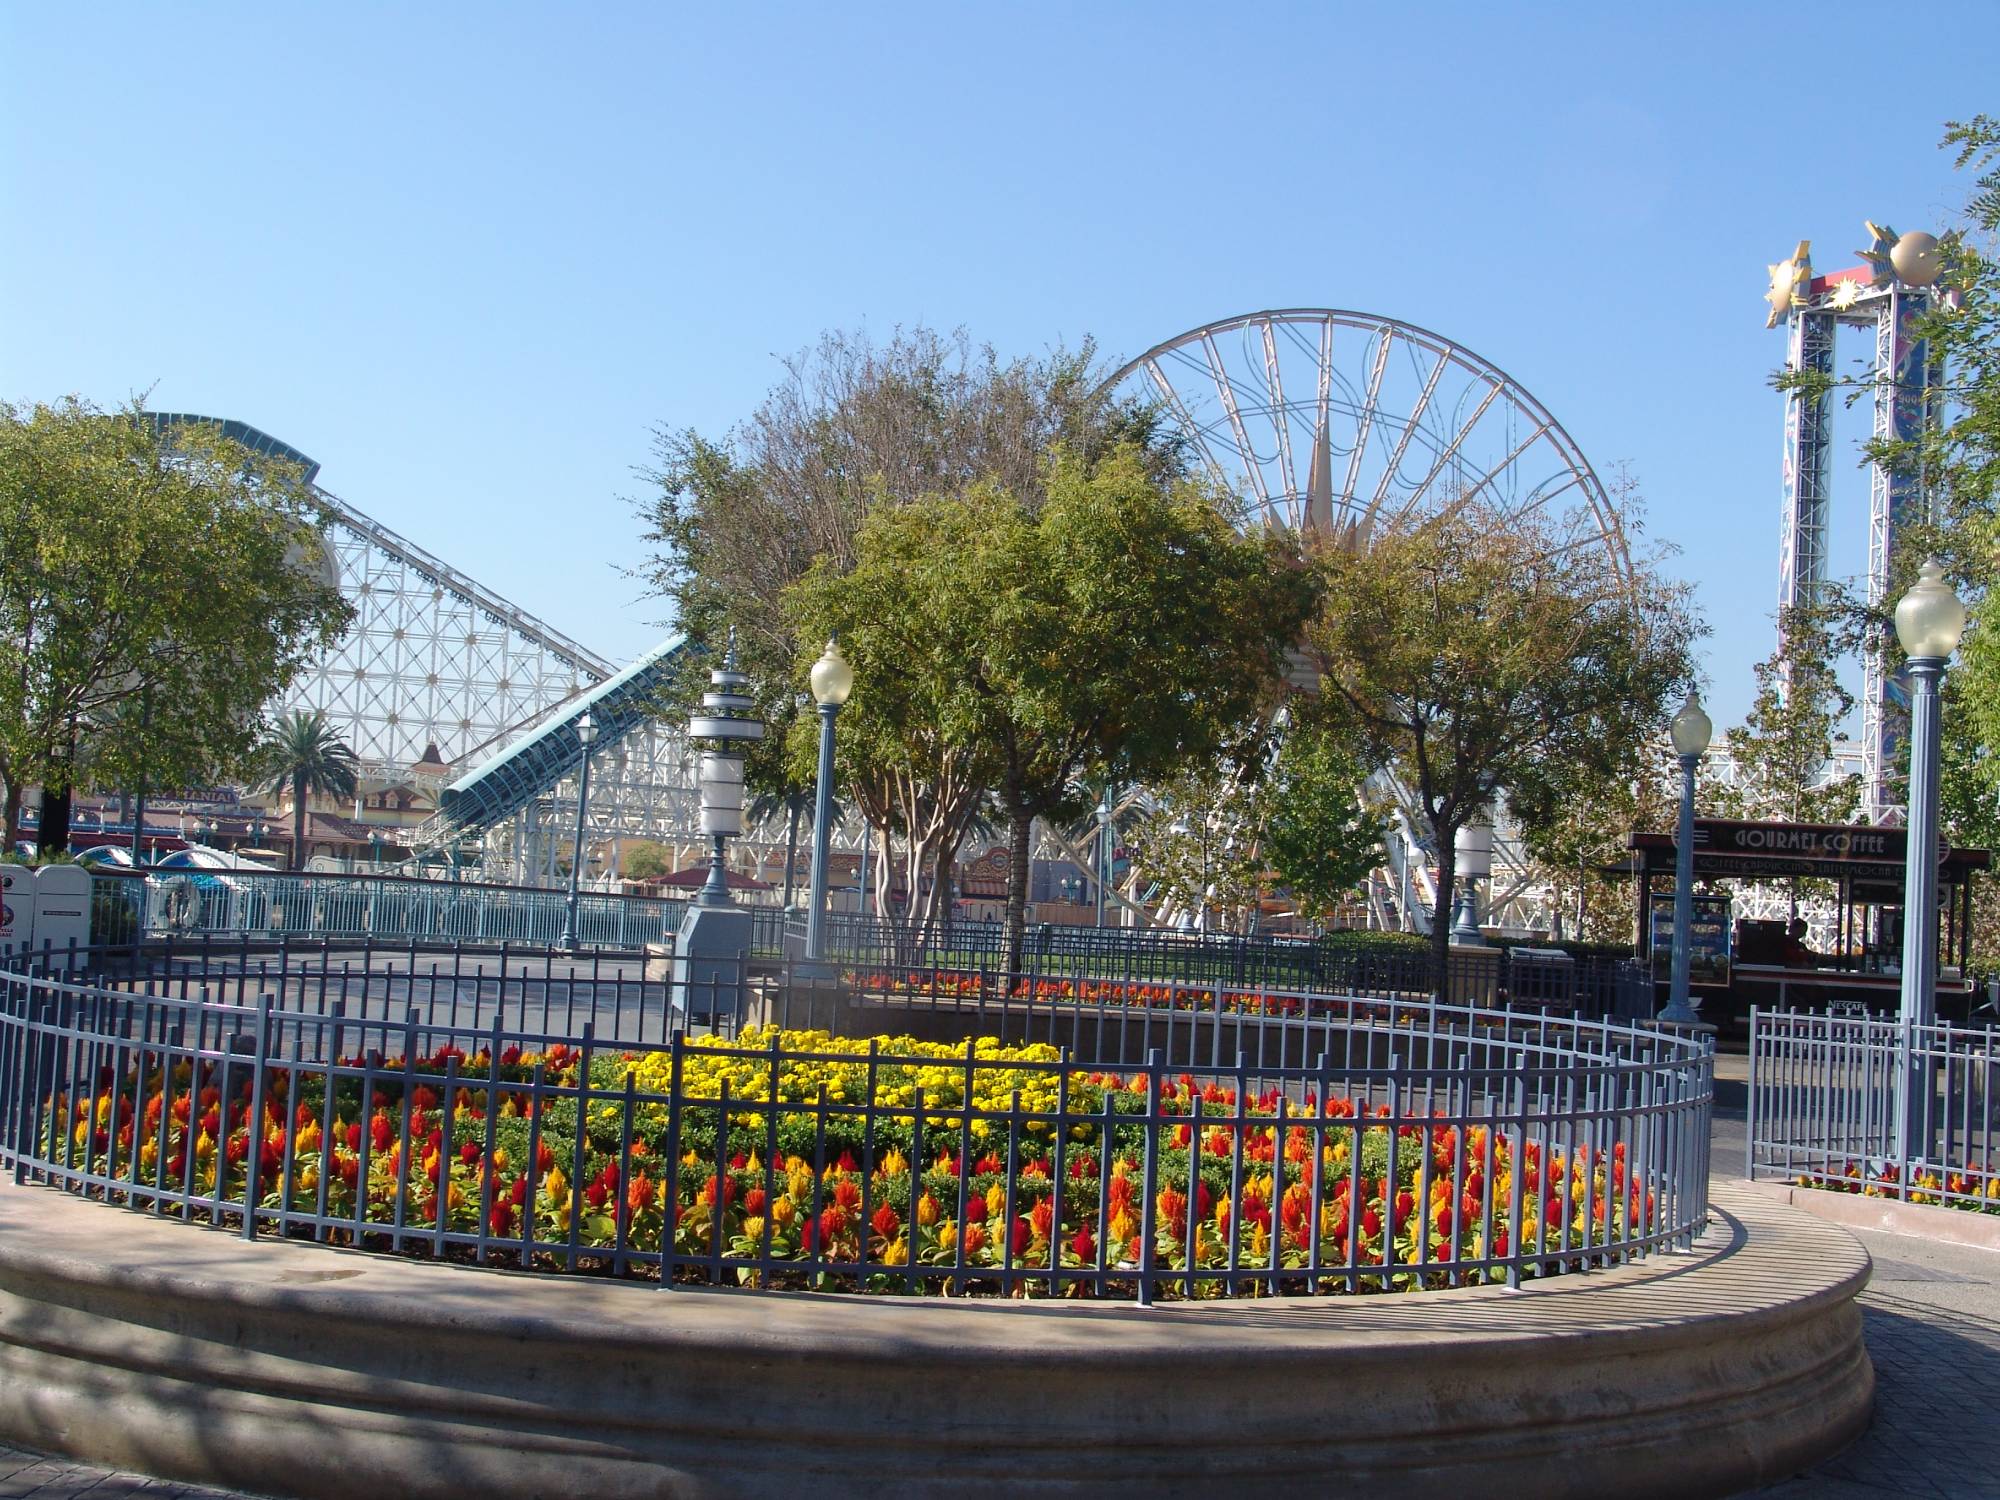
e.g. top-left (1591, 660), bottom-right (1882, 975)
top-left (1698, 821), bottom-right (1905, 863)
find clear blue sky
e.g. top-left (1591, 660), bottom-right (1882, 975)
top-left (4, 3), bottom-right (1994, 726)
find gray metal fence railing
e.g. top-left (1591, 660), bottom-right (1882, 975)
top-left (89, 873), bottom-right (1653, 1022)
top-left (1, 940), bottom-right (1714, 1302)
top-left (1747, 1007), bottom-right (2000, 1211)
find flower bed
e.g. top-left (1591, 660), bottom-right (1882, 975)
top-left (35, 1025), bottom-right (1660, 1298)
top-left (1793, 1160), bottom-right (2000, 1215)
top-left (847, 969), bottom-right (1415, 1017)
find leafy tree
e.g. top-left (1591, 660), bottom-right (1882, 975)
top-left (252, 710), bottom-right (359, 870)
top-left (1513, 739), bottom-right (1681, 944)
top-left (1258, 718), bottom-right (1385, 925)
top-left (1126, 766), bottom-right (1266, 932)
top-left (0, 399), bottom-right (352, 849)
top-left (634, 327), bottom-right (1176, 875)
top-left (1308, 503), bottom-right (1702, 989)
top-left (621, 840), bottom-right (673, 882)
top-left (786, 444), bottom-right (1318, 963)
top-left (1709, 606), bottom-right (1860, 825)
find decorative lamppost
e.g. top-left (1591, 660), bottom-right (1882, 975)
top-left (1095, 789), bottom-right (1112, 929)
top-left (1661, 689), bottom-right (1713, 1026)
top-left (1450, 822), bottom-right (1493, 945)
top-left (1893, 560), bottom-right (1966, 1164)
top-left (673, 635), bottom-right (765, 1024)
top-left (806, 637), bottom-right (853, 963)
top-left (558, 711), bottom-right (599, 951)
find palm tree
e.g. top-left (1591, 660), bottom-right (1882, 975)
top-left (253, 711), bottom-right (359, 870)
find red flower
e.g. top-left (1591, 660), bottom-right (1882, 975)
top-left (1070, 1225), bottom-right (1096, 1261)
top-left (871, 1203), bottom-right (900, 1239)
top-left (459, 1140), bottom-right (480, 1166)
top-left (1010, 1216), bottom-right (1031, 1257)
top-left (742, 1186), bottom-right (768, 1217)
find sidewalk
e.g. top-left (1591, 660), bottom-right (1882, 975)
top-left (1717, 1048), bottom-right (2000, 1497)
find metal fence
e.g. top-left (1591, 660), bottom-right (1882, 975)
top-left (86, 874), bottom-right (1653, 1024)
top-left (1747, 1007), bottom-right (2000, 1212)
top-left (795, 911), bottom-right (1653, 1020)
top-left (1, 940), bottom-right (1713, 1302)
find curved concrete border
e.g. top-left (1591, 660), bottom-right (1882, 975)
top-left (1744, 1176), bottom-right (2000, 1253)
top-left (0, 1179), bottom-right (1868, 1500)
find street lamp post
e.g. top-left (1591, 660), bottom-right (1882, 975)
top-left (673, 634), bottom-right (765, 1026)
top-left (1094, 789), bottom-right (1111, 929)
top-left (1661, 690), bottom-right (1713, 1026)
top-left (1893, 561), bottom-right (1966, 1165)
top-left (559, 711), bottom-right (599, 952)
top-left (806, 638), bottom-right (854, 963)
top-left (1450, 822), bottom-right (1493, 946)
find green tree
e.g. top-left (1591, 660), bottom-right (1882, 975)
top-left (1513, 739), bottom-right (1680, 944)
top-left (252, 710), bottom-right (359, 870)
top-left (1308, 504), bottom-right (1702, 989)
top-left (635, 327), bottom-right (1176, 881)
top-left (786, 444), bottom-right (1318, 962)
top-left (1126, 765), bottom-right (1267, 932)
top-left (0, 399), bottom-right (352, 848)
top-left (1259, 718), bottom-right (1385, 925)
top-left (621, 840), bottom-right (673, 882)
top-left (1709, 607), bottom-right (1860, 825)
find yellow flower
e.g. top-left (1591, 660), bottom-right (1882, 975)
top-left (542, 1166), bottom-right (569, 1204)
top-left (935, 1220), bottom-right (957, 1253)
top-left (740, 1215), bottom-right (765, 1241)
top-left (883, 1236), bottom-right (909, 1267)
top-left (879, 1148), bottom-right (908, 1178)
top-left (915, 1192), bottom-right (940, 1227)
top-left (985, 1183), bottom-right (1006, 1219)
top-left (771, 1195), bottom-right (797, 1229)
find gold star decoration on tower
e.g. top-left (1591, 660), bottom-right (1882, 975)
top-left (1765, 240), bottom-right (1813, 328)
top-left (1856, 221), bottom-right (1898, 286)
top-left (1829, 279), bottom-right (1864, 312)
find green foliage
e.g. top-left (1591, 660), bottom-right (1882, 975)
top-left (1709, 606), bottom-right (1860, 825)
top-left (251, 710), bottom-right (359, 870)
top-left (1260, 720), bottom-right (1384, 922)
top-left (0, 399), bottom-right (352, 839)
top-left (785, 442), bottom-right (1319, 955)
top-left (1308, 498), bottom-right (1702, 978)
top-left (621, 841), bottom-right (673, 881)
top-left (633, 328), bottom-right (1176, 802)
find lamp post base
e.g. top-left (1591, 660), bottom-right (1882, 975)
top-left (672, 903), bottom-right (752, 1031)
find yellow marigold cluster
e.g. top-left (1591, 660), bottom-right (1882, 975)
top-left (630, 1027), bottom-right (1065, 1119)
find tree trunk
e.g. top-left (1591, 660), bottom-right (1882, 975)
top-left (1002, 802), bottom-right (1032, 977)
top-left (781, 798), bottom-right (802, 907)
top-left (292, 769), bottom-right (307, 871)
top-left (1430, 831), bottom-right (1456, 1003)
top-left (1, 779), bottom-right (18, 848)
top-left (37, 783), bottom-right (72, 859)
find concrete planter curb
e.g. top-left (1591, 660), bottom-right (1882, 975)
top-left (0, 1179), bottom-right (1869, 1499)
top-left (1740, 1175), bottom-right (2000, 1253)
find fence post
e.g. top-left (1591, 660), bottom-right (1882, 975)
top-left (242, 993), bottom-right (274, 1240)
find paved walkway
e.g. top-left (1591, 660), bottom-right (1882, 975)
top-left (3, 1048), bottom-right (1993, 1498)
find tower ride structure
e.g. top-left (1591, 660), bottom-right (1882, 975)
top-left (1766, 225), bottom-right (1949, 824)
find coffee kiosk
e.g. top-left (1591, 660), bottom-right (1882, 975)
top-left (1625, 818), bottom-right (1990, 1029)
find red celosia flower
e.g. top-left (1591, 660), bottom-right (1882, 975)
top-left (871, 1204), bottom-right (900, 1239)
top-left (1070, 1225), bottom-right (1095, 1261)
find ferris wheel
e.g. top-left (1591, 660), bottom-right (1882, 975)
top-left (1104, 308), bottom-right (1632, 579)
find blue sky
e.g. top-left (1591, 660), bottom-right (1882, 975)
top-left (4, 3), bottom-right (1994, 726)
